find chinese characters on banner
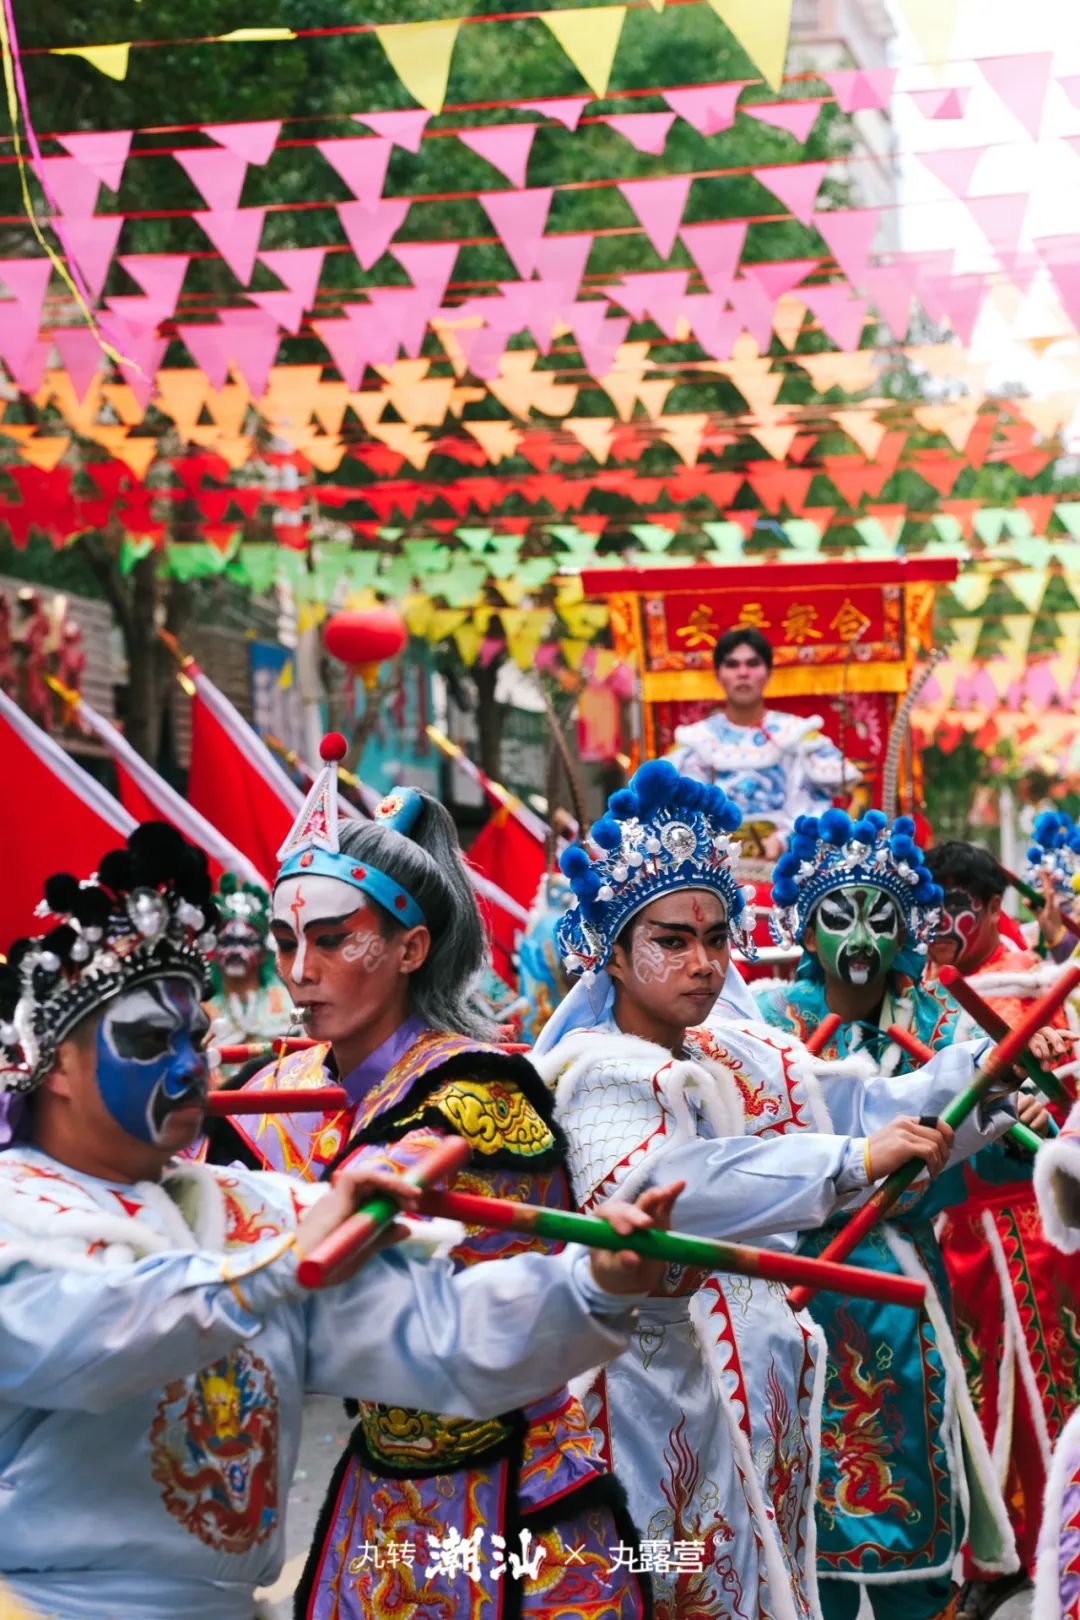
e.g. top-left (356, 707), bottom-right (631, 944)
top-left (346, 1528), bottom-right (708, 1582)
top-left (651, 584), bottom-right (899, 674)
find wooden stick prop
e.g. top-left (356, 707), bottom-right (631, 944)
top-left (805, 1012), bottom-right (842, 1056)
top-left (937, 965), bottom-right (1072, 1106)
top-left (1001, 867), bottom-right (1080, 942)
top-left (204, 1086), bottom-right (349, 1116)
top-left (886, 1023), bottom-right (1048, 1154)
top-left (412, 1188), bottom-right (926, 1309)
top-left (296, 1137), bottom-right (474, 1289)
top-left (295, 1139), bottom-right (926, 1307)
top-left (785, 965), bottom-right (1080, 1310)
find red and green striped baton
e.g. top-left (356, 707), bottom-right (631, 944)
top-left (937, 964), bottom-right (1072, 1108)
top-left (295, 1137), bottom-right (926, 1308)
top-left (886, 1022), bottom-right (1048, 1155)
top-left (785, 963), bottom-right (1080, 1311)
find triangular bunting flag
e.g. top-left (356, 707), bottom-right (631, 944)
top-left (479, 189), bottom-right (553, 278)
top-left (706, 0), bottom-right (793, 91)
top-left (316, 137), bottom-right (392, 204)
top-left (458, 125), bottom-right (538, 188)
top-left (754, 161), bottom-right (827, 226)
top-left (978, 53), bottom-right (1053, 140)
top-left (742, 99), bottom-right (824, 142)
top-left (57, 214), bottom-right (124, 299)
top-left (54, 129), bottom-right (132, 191)
top-left (374, 20), bottom-right (460, 114)
top-left (174, 146), bottom-right (249, 211)
top-left (203, 120), bottom-right (281, 165)
top-left (542, 8), bottom-right (626, 98)
top-left (193, 208), bottom-right (266, 284)
top-left (617, 176), bottom-right (692, 259)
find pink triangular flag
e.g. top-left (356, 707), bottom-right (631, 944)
top-left (742, 100), bottom-right (824, 143)
top-left (312, 318), bottom-right (369, 389)
top-left (0, 259), bottom-right (51, 325)
top-left (978, 53), bottom-right (1053, 139)
top-left (317, 138), bottom-right (392, 205)
top-left (727, 278), bottom-right (775, 348)
top-left (742, 258), bottom-right (817, 300)
top-left (918, 146), bottom-right (985, 198)
top-left (907, 87), bottom-right (970, 120)
top-left (662, 83), bottom-right (743, 136)
top-left (0, 307), bottom-right (46, 391)
top-left (479, 189), bottom-right (554, 278)
top-left (754, 162), bottom-right (827, 226)
top-left (800, 285), bottom-right (868, 350)
top-left (338, 199), bottom-right (411, 270)
top-left (452, 323), bottom-right (507, 380)
top-left (391, 242), bottom-right (458, 305)
top-left (194, 209), bottom-right (265, 285)
top-left (938, 274), bottom-right (986, 346)
top-left (218, 313), bottom-right (280, 397)
top-left (246, 290), bottom-right (307, 334)
top-left (813, 208), bottom-right (879, 283)
top-left (107, 324), bottom-right (167, 411)
top-left (519, 98), bottom-right (588, 132)
top-left (203, 121), bottom-right (281, 166)
top-left (964, 194), bottom-right (1029, 259)
top-left (569, 307), bottom-right (629, 376)
top-left (58, 215), bottom-right (124, 299)
top-left (495, 280), bottom-right (563, 353)
top-left (617, 176), bottom-right (691, 260)
top-left (53, 327), bottom-right (104, 399)
top-left (602, 270), bottom-right (688, 325)
top-left (353, 110), bottom-right (431, 152)
top-left (679, 221), bottom-right (747, 297)
top-left (259, 247), bottom-right (325, 307)
top-left (104, 296), bottom-right (167, 332)
top-left (34, 157), bottom-right (100, 218)
top-left (117, 254), bottom-right (189, 316)
top-left (682, 297), bottom-right (739, 360)
top-left (181, 324), bottom-right (231, 389)
top-left (533, 232), bottom-right (593, 290)
top-left (1059, 76), bottom-right (1080, 111)
top-left (174, 147), bottom-right (248, 212)
top-left (859, 264), bottom-right (912, 341)
top-left (604, 113), bottom-right (675, 155)
top-left (458, 125), bottom-right (537, 188)
top-left (825, 68), bottom-right (896, 113)
top-left (367, 288), bottom-right (435, 359)
top-left (54, 130), bottom-right (132, 192)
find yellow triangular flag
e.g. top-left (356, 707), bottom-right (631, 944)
top-left (374, 20), bottom-right (460, 114)
top-left (564, 417), bottom-right (615, 464)
top-left (1004, 568), bottom-right (1049, 615)
top-left (706, 0), bottom-right (792, 91)
top-left (892, 0), bottom-right (961, 78)
top-left (648, 0), bottom-right (667, 9)
top-left (216, 28), bottom-right (296, 43)
top-left (948, 573), bottom-right (991, 613)
top-left (53, 43), bottom-right (130, 80)
top-left (542, 7), bottom-right (626, 99)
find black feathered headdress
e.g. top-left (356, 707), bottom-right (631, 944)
top-left (0, 823), bottom-right (219, 1092)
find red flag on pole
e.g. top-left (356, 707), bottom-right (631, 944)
top-left (467, 808), bottom-right (547, 985)
top-left (183, 659), bottom-right (303, 882)
top-left (61, 687), bottom-right (267, 890)
top-left (0, 689), bottom-right (136, 950)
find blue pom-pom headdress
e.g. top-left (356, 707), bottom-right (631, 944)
top-left (769, 808), bottom-right (942, 949)
top-left (556, 759), bottom-right (756, 977)
top-left (1024, 809), bottom-right (1080, 901)
top-left (274, 734), bottom-right (426, 928)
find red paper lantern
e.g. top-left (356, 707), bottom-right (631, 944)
top-left (323, 607), bottom-right (407, 689)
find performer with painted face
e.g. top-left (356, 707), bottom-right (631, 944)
top-left (0, 824), bottom-right (669, 1620)
top-left (921, 840), bottom-right (1080, 1618)
top-left (755, 811), bottom-right (1041, 1620)
top-left (207, 874), bottom-right (291, 1048)
top-left (666, 627), bottom-right (854, 855)
top-left (216, 735), bottom-right (653, 1620)
top-left (1026, 1098), bottom-right (1080, 1620)
top-left (531, 761), bottom-right (1022, 1620)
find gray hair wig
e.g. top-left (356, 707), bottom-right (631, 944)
top-left (338, 796), bottom-right (496, 1040)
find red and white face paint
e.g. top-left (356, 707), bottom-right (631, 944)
top-left (928, 887), bottom-right (985, 968)
top-left (272, 875), bottom-right (373, 984)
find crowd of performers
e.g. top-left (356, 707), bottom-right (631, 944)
top-left (5, 628), bottom-right (1080, 1620)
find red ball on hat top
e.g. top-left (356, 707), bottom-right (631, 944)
top-left (320, 732), bottom-right (348, 763)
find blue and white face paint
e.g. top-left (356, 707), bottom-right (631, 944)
top-left (95, 977), bottom-right (210, 1146)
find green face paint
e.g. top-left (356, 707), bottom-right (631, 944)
top-left (812, 885), bottom-right (903, 986)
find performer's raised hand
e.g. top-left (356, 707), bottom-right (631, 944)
top-left (865, 1118), bottom-right (954, 1181)
top-left (295, 1165), bottom-right (421, 1280)
top-left (589, 1180), bottom-right (686, 1294)
top-left (1029, 1025), bottom-right (1077, 1067)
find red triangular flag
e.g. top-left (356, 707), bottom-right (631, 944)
top-left (0, 689), bottom-right (136, 950)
